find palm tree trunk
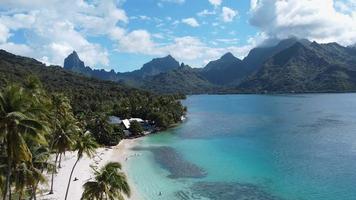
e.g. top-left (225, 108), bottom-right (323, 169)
top-left (3, 154), bottom-right (11, 200)
top-left (58, 153), bottom-right (62, 168)
top-left (49, 153), bottom-right (59, 194)
top-left (64, 157), bottom-right (80, 200)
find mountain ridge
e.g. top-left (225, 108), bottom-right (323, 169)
top-left (4, 37), bottom-right (356, 94)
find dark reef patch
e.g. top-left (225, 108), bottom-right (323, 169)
top-left (188, 182), bottom-right (284, 200)
top-left (132, 146), bottom-right (207, 179)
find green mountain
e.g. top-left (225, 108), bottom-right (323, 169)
top-left (143, 64), bottom-right (217, 94)
top-left (200, 52), bottom-right (247, 85)
top-left (238, 41), bottom-right (356, 93)
top-left (8, 38), bottom-right (356, 95)
top-left (130, 55), bottom-right (180, 77)
top-left (242, 38), bottom-right (311, 72)
top-left (64, 52), bottom-right (180, 81)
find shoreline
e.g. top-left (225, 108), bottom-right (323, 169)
top-left (38, 138), bottom-right (142, 200)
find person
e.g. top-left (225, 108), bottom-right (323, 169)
top-left (159, 192), bottom-right (162, 196)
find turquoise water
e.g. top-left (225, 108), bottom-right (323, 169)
top-left (127, 94), bottom-right (356, 200)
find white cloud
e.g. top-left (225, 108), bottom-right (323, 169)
top-left (182, 18), bottom-right (200, 27)
top-left (216, 38), bottom-right (239, 44)
top-left (209, 0), bottom-right (222, 7)
top-left (0, 23), bottom-right (10, 43)
top-left (250, 0), bottom-right (356, 45)
top-left (116, 30), bottom-right (157, 54)
top-left (197, 9), bottom-right (216, 17)
top-left (0, 42), bottom-right (32, 56)
top-left (221, 7), bottom-right (238, 22)
top-left (0, 0), bottom-right (125, 68)
top-left (160, 0), bottom-right (185, 4)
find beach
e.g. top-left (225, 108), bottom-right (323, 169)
top-left (38, 139), bottom-right (141, 200)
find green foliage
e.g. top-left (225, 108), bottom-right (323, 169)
top-left (0, 50), bottom-right (186, 199)
top-left (81, 162), bottom-right (130, 200)
top-left (87, 115), bottom-right (124, 146)
top-left (0, 84), bottom-right (49, 199)
top-left (129, 121), bottom-right (144, 136)
top-left (0, 50), bottom-right (186, 129)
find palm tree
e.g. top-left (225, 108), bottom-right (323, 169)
top-left (64, 132), bottom-right (97, 200)
top-left (49, 119), bottom-right (79, 194)
top-left (29, 146), bottom-right (52, 200)
top-left (81, 162), bottom-right (130, 200)
top-left (0, 85), bottom-right (46, 200)
top-left (48, 94), bottom-right (77, 194)
top-left (13, 162), bottom-right (46, 200)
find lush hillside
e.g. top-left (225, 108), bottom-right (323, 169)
top-left (0, 50), bottom-right (186, 127)
top-left (238, 42), bottom-right (356, 93)
top-left (143, 64), bottom-right (218, 94)
top-left (130, 55), bottom-right (180, 77)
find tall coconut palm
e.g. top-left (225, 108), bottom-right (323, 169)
top-left (48, 118), bottom-right (79, 194)
top-left (29, 146), bottom-right (52, 200)
top-left (64, 132), bottom-right (97, 200)
top-left (48, 94), bottom-right (77, 194)
top-left (81, 162), bottom-right (130, 200)
top-left (0, 85), bottom-right (47, 200)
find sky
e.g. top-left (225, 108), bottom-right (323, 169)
top-left (0, 0), bottom-right (355, 72)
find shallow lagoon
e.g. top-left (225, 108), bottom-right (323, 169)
top-left (127, 94), bottom-right (356, 200)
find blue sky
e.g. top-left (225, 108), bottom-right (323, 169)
top-left (0, 0), bottom-right (355, 72)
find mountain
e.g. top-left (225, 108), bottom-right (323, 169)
top-left (143, 63), bottom-right (217, 94)
top-left (63, 52), bottom-right (180, 82)
top-left (61, 38), bottom-right (356, 94)
top-left (242, 38), bottom-right (311, 73)
top-left (200, 52), bottom-right (247, 85)
top-left (130, 55), bottom-right (180, 77)
top-left (238, 41), bottom-right (356, 93)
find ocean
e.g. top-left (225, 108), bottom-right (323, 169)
top-left (126, 94), bottom-right (356, 200)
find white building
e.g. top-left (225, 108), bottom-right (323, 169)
top-left (121, 118), bottom-right (145, 129)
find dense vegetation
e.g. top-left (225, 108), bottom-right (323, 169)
top-left (238, 42), bottom-right (356, 93)
top-left (0, 50), bottom-right (186, 133)
top-left (0, 79), bottom-right (130, 200)
top-left (0, 49), bottom-right (187, 199)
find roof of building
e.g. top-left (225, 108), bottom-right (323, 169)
top-left (122, 119), bottom-right (130, 129)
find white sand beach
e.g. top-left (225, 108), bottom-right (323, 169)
top-left (38, 139), bottom-right (141, 200)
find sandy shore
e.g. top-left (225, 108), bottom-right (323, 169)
top-left (38, 139), bottom-right (141, 200)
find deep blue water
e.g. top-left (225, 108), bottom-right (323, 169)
top-left (128, 94), bottom-right (356, 200)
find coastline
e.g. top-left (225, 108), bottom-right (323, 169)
top-left (38, 138), bottom-right (142, 200)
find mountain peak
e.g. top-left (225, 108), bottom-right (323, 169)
top-left (64, 50), bottom-right (85, 70)
top-left (221, 52), bottom-right (235, 60)
top-left (138, 55), bottom-right (180, 77)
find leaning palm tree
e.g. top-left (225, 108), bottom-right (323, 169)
top-left (64, 131), bottom-right (97, 200)
top-left (0, 85), bottom-right (47, 200)
top-left (81, 162), bottom-right (131, 200)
